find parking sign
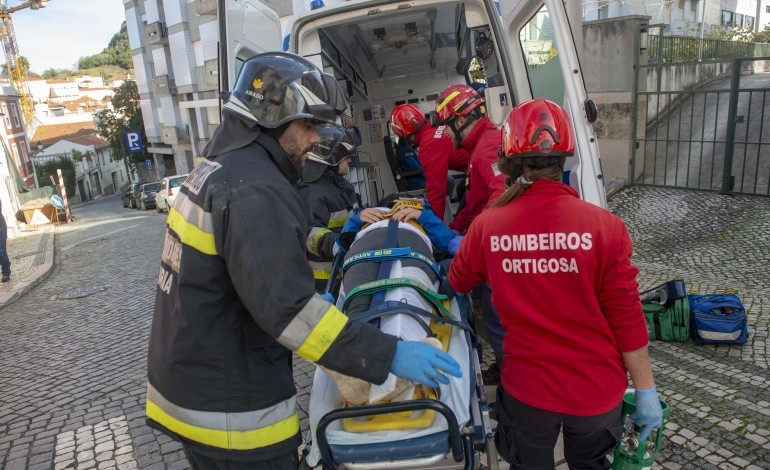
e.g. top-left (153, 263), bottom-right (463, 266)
top-left (125, 130), bottom-right (144, 154)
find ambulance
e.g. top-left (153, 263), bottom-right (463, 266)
top-left (218, 0), bottom-right (606, 209)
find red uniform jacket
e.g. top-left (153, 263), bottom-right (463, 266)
top-left (449, 180), bottom-right (648, 416)
top-left (448, 116), bottom-right (506, 234)
top-left (412, 124), bottom-right (469, 219)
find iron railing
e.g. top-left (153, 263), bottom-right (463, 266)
top-left (648, 35), bottom-right (770, 64)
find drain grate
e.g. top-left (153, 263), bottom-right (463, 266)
top-left (55, 285), bottom-right (110, 300)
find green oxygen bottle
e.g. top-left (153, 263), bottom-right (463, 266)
top-left (611, 391), bottom-right (670, 470)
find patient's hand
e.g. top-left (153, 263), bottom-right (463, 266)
top-left (360, 208), bottom-right (385, 224)
top-left (391, 207), bottom-right (422, 222)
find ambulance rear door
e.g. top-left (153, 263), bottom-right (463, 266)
top-left (218, 0), bottom-right (283, 93)
top-left (491, 0), bottom-right (607, 208)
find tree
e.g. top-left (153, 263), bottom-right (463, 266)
top-left (95, 80), bottom-right (148, 167)
top-left (34, 157), bottom-right (76, 200)
top-left (1, 55), bottom-right (29, 78)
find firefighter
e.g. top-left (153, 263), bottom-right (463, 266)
top-left (389, 103), bottom-right (469, 220)
top-left (434, 84), bottom-right (506, 234)
top-left (146, 52), bottom-right (461, 470)
top-left (449, 99), bottom-right (662, 469)
top-left (303, 125), bottom-right (359, 292)
top-left (435, 84), bottom-right (507, 382)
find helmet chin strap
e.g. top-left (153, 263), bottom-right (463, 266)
top-left (448, 115), bottom-right (474, 148)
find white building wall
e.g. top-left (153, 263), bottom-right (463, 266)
top-left (152, 48), bottom-right (169, 76)
top-left (169, 31), bottom-right (197, 86)
top-left (141, 99), bottom-right (161, 138)
top-left (144, 0), bottom-right (160, 23)
top-left (162, 0), bottom-right (186, 27)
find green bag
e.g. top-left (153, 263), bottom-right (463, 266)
top-left (643, 298), bottom-right (690, 342)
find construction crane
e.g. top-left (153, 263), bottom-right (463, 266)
top-left (0, 0), bottom-right (48, 124)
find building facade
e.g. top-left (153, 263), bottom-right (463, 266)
top-left (583, 0), bottom-right (770, 35)
top-left (0, 87), bottom-right (37, 189)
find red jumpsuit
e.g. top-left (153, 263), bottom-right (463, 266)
top-left (449, 180), bottom-right (648, 415)
top-left (448, 116), bottom-right (506, 234)
top-left (412, 124), bottom-right (469, 219)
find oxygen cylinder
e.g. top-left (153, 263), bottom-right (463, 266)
top-left (611, 391), bottom-right (669, 470)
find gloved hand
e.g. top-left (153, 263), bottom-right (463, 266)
top-left (390, 341), bottom-right (462, 388)
top-left (448, 236), bottom-right (464, 256)
top-left (631, 385), bottom-right (664, 442)
top-left (320, 292), bottom-right (335, 304)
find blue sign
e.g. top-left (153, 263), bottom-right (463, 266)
top-left (125, 130), bottom-right (144, 154)
top-left (50, 195), bottom-right (64, 209)
top-left (146, 159), bottom-right (152, 170)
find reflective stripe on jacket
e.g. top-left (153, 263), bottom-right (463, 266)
top-left (147, 127), bottom-right (396, 460)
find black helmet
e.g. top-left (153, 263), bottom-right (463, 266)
top-left (307, 124), bottom-right (359, 167)
top-left (224, 52), bottom-right (348, 128)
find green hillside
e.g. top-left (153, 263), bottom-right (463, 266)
top-left (42, 22), bottom-right (132, 80)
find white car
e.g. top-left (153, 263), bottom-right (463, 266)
top-left (155, 174), bottom-right (188, 213)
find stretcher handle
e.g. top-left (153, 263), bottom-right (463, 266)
top-left (323, 253), bottom-right (345, 298)
top-left (316, 399), bottom-right (465, 469)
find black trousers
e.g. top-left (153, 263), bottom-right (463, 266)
top-left (494, 386), bottom-right (623, 470)
top-left (182, 445), bottom-right (298, 470)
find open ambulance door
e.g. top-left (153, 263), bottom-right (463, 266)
top-left (218, 0), bottom-right (282, 94)
top-left (491, 0), bottom-right (607, 208)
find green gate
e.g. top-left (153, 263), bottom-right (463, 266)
top-left (632, 25), bottom-right (770, 196)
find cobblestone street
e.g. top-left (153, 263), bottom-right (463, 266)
top-left (0, 187), bottom-right (768, 469)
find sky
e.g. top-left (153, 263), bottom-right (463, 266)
top-left (9, 0), bottom-right (127, 74)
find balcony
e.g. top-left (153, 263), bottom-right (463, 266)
top-left (145, 21), bottom-right (168, 46)
top-left (161, 125), bottom-right (191, 145)
top-left (196, 0), bottom-right (217, 15)
top-left (153, 75), bottom-right (177, 96)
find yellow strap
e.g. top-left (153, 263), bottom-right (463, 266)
top-left (146, 400), bottom-right (299, 450)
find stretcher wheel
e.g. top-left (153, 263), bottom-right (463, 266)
top-left (485, 435), bottom-right (500, 470)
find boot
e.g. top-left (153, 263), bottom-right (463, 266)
top-left (1, 274), bottom-right (9, 283)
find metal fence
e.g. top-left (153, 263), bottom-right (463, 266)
top-left (632, 57), bottom-right (770, 196)
top-left (648, 34), bottom-right (770, 64)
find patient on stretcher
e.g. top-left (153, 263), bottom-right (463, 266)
top-left (323, 196), bottom-right (456, 406)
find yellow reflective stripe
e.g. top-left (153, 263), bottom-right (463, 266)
top-left (295, 305), bottom-right (348, 363)
top-left (146, 399), bottom-right (299, 450)
top-left (313, 269), bottom-right (331, 280)
top-left (436, 91), bottom-right (461, 112)
top-left (328, 217), bottom-right (347, 229)
top-left (308, 227), bottom-right (331, 254)
top-left (167, 207), bottom-right (217, 255)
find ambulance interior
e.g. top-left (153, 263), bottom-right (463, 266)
top-left (291, 0), bottom-right (540, 218)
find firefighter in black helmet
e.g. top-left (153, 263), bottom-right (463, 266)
top-left (303, 125), bottom-right (359, 293)
top-left (146, 52), bottom-right (461, 470)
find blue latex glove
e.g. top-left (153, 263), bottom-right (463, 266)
top-left (390, 341), bottom-right (462, 388)
top-left (448, 236), bottom-right (464, 256)
top-left (320, 292), bottom-right (335, 304)
top-left (631, 385), bottom-right (664, 442)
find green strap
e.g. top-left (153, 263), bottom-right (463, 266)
top-left (342, 277), bottom-right (454, 319)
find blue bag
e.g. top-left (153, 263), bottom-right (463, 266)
top-left (689, 293), bottom-right (748, 344)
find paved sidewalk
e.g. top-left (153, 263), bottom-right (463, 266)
top-left (0, 225), bottom-right (55, 309)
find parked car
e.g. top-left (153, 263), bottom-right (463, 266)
top-left (135, 182), bottom-right (160, 211)
top-left (155, 174), bottom-right (188, 213)
top-left (122, 183), bottom-right (142, 208)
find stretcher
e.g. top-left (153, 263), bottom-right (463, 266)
top-left (303, 221), bottom-right (499, 470)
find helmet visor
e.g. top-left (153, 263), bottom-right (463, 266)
top-left (234, 63), bottom-right (348, 127)
top-left (309, 123), bottom-right (355, 166)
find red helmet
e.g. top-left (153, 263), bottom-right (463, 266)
top-left (390, 104), bottom-right (426, 138)
top-left (500, 98), bottom-right (574, 165)
top-left (435, 84), bottom-right (484, 124)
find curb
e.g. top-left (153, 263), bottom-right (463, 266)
top-left (0, 225), bottom-right (56, 309)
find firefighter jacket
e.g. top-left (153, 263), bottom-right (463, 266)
top-left (449, 180), bottom-right (649, 416)
top-left (412, 124), bottom-right (470, 220)
top-left (306, 170), bottom-right (357, 290)
top-left (448, 116), bottom-right (506, 234)
top-left (147, 113), bottom-right (397, 460)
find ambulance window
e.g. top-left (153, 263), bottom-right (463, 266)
top-left (234, 57), bottom-right (245, 81)
top-left (519, 5), bottom-right (565, 104)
